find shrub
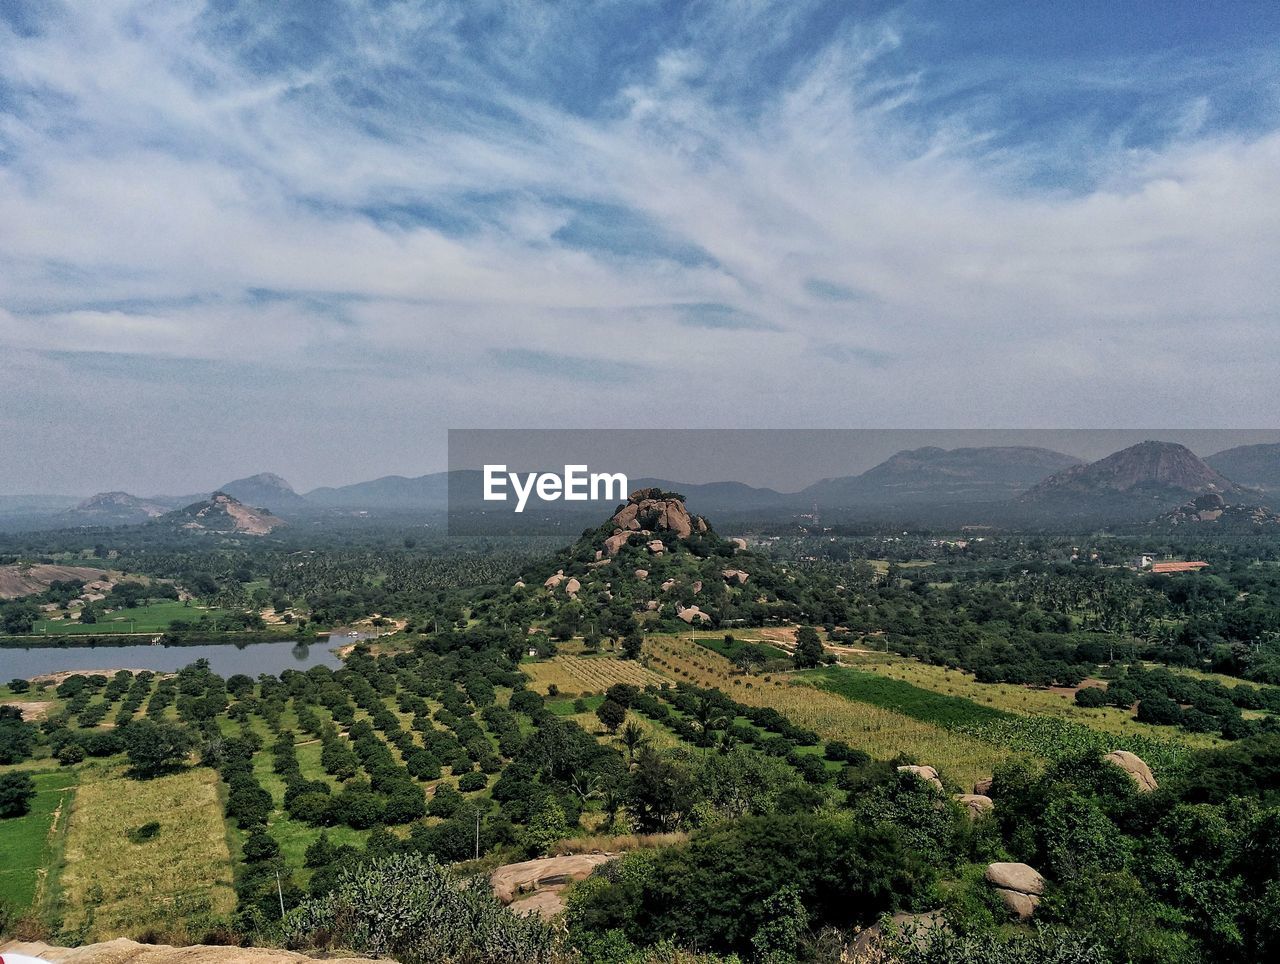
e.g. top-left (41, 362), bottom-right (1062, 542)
top-left (282, 853), bottom-right (557, 962)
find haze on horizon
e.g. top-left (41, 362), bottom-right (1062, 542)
top-left (2, 1), bottom-right (1279, 495)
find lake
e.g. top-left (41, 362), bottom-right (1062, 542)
top-left (1, 637), bottom-right (350, 680)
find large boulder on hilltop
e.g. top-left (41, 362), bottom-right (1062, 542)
top-left (609, 490), bottom-right (701, 540)
top-left (1104, 750), bottom-right (1158, 792)
top-left (490, 853), bottom-right (616, 905)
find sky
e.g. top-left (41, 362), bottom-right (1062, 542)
top-left (2, 0), bottom-right (1280, 494)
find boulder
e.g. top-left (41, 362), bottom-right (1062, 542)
top-left (985, 862), bottom-right (1045, 896)
top-left (677, 605), bottom-right (710, 624)
top-left (661, 579), bottom-right (676, 592)
top-left (645, 600), bottom-right (659, 611)
top-left (513, 580), bottom-right (525, 589)
top-left (564, 578), bottom-right (581, 596)
top-left (1104, 750), bottom-right (1157, 792)
top-left (995, 888), bottom-right (1040, 919)
top-left (973, 777), bottom-right (993, 796)
top-left (731, 537), bottom-right (748, 551)
top-left (604, 532), bottom-right (631, 556)
top-left (634, 569), bottom-right (649, 580)
top-left (955, 793), bottom-right (994, 818)
top-left (607, 489), bottom-right (700, 540)
top-left (692, 580), bottom-right (702, 594)
top-left (897, 764), bottom-right (943, 792)
top-left (647, 540), bottom-right (665, 554)
top-left (544, 571), bottom-right (565, 589)
top-left (721, 568), bottom-right (749, 584)
top-left (490, 853), bottom-right (616, 904)
top-left (510, 888), bottom-right (566, 919)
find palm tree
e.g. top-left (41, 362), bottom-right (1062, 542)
top-left (619, 720), bottom-right (649, 768)
top-left (692, 695), bottom-right (729, 748)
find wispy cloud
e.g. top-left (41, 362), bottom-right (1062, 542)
top-left (1, 0), bottom-right (1278, 491)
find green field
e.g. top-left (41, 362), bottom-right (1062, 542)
top-left (0, 768), bottom-right (77, 912)
top-left (32, 600), bottom-right (230, 636)
top-left (805, 666), bottom-right (1191, 772)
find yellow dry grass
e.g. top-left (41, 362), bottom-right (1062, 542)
top-left (646, 636), bottom-right (1015, 790)
top-left (60, 767), bottom-right (235, 940)
top-left (522, 654), bottom-right (667, 696)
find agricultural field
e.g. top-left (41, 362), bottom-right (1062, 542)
top-left (839, 651), bottom-right (1226, 750)
top-left (33, 600), bottom-right (229, 636)
top-left (521, 653), bottom-right (667, 696)
top-left (645, 635), bottom-right (1015, 790)
top-left (0, 768), bottom-right (76, 913)
top-left (58, 767), bottom-right (236, 941)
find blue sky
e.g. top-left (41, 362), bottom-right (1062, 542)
top-left (1, 0), bottom-right (1279, 493)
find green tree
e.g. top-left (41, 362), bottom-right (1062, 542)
top-left (122, 719), bottom-right (195, 778)
top-left (793, 626), bottom-right (825, 669)
top-left (0, 772), bottom-right (36, 818)
top-left (596, 699), bottom-right (626, 734)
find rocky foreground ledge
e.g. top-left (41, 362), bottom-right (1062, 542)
top-left (0, 939), bottom-right (388, 964)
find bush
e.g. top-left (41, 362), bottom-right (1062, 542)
top-left (458, 771), bottom-right (488, 793)
top-left (282, 853), bottom-right (557, 963)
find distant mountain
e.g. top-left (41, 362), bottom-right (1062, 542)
top-left (1022, 441), bottom-right (1250, 521)
top-left (304, 472), bottom-right (451, 510)
top-left (159, 492), bottom-right (285, 535)
top-left (801, 446), bottom-right (1082, 506)
top-left (219, 472), bottom-right (306, 509)
top-left (1160, 493), bottom-right (1280, 529)
top-left (1206, 443), bottom-right (1280, 494)
top-left (72, 491), bottom-right (172, 524)
top-left (627, 478), bottom-right (788, 515)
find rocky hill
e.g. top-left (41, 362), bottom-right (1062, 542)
top-left (218, 472), bottom-right (306, 509)
top-left (510, 488), bottom-right (797, 632)
top-left (160, 492), bottom-right (285, 536)
top-left (802, 445), bottom-right (1081, 506)
top-left (72, 491), bottom-right (172, 524)
top-left (1021, 441), bottom-right (1251, 521)
top-left (1206, 443), bottom-right (1280, 495)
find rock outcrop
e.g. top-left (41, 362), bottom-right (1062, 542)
top-left (1104, 750), bottom-right (1158, 792)
top-left (973, 777), bottom-right (993, 796)
top-left (985, 862), bottom-right (1045, 919)
top-left (677, 605), bottom-right (711, 624)
top-left (955, 793), bottom-right (994, 818)
top-left (896, 764), bottom-right (943, 792)
top-left (490, 853), bottom-right (616, 919)
top-left (721, 568), bottom-right (749, 584)
top-left (601, 489), bottom-right (709, 556)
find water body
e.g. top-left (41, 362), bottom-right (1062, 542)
top-left (1, 637), bottom-right (351, 680)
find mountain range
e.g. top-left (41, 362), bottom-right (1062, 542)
top-left (3, 440), bottom-right (1279, 532)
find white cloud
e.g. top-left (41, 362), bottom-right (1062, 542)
top-left (0, 0), bottom-right (1278, 491)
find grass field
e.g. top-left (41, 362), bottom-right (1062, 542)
top-left (0, 768), bottom-right (76, 913)
top-left (522, 654), bottom-right (667, 696)
top-left (838, 652), bottom-right (1224, 750)
top-left (32, 600), bottom-right (229, 636)
top-left (805, 665), bottom-right (1193, 774)
top-left (646, 636), bottom-right (1016, 790)
top-left (59, 767), bottom-right (236, 940)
